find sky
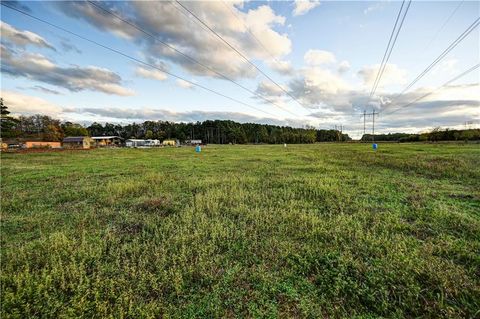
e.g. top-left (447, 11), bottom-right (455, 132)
top-left (1, 0), bottom-right (479, 139)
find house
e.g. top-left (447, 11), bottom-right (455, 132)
top-left (92, 136), bottom-right (123, 147)
top-left (185, 139), bottom-right (202, 145)
top-left (162, 139), bottom-right (180, 146)
top-left (125, 139), bottom-right (145, 148)
top-left (63, 136), bottom-right (93, 149)
top-left (24, 141), bottom-right (61, 149)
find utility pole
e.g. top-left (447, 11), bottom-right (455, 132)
top-left (363, 109), bottom-right (366, 136)
top-left (372, 110), bottom-right (378, 143)
top-left (360, 110), bottom-right (367, 142)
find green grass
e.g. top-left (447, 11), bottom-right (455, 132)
top-left (1, 143), bottom-right (479, 318)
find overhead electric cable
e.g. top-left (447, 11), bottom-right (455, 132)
top-left (220, 0), bottom-right (283, 67)
top-left (383, 63), bottom-right (479, 116)
top-left (174, 0), bottom-right (311, 111)
top-left (369, 0), bottom-right (408, 97)
top-left (423, 0), bottom-right (465, 51)
top-left (86, 0), bottom-right (300, 118)
top-left (394, 17), bottom-right (479, 98)
top-left (1, 2), bottom-right (279, 118)
top-left (371, 0), bottom-right (411, 96)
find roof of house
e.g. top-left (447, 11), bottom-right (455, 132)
top-left (91, 136), bottom-right (123, 140)
top-left (63, 136), bottom-right (88, 143)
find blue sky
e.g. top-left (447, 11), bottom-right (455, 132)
top-left (1, 0), bottom-right (479, 138)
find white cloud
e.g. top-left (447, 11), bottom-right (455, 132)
top-left (0, 20), bottom-right (55, 50)
top-left (256, 80), bottom-right (286, 97)
top-left (1, 45), bottom-right (134, 96)
top-left (288, 67), bottom-right (355, 110)
top-left (434, 58), bottom-right (459, 75)
top-left (135, 66), bottom-right (168, 81)
top-left (1, 90), bottom-right (63, 116)
top-left (176, 79), bottom-right (194, 89)
top-left (364, 2), bottom-right (386, 15)
top-left (56, 1), bottom-right (292, 80)
top-left (338, 60), bottom-right (351, 73)
top-left (266, 59), bottom-right (294, 75)
top-left (420, 83), bottom-right (480, 104)
top-left (304, 49), bottom-right (336, 66)
top-left (357, 63), bottom-right (408, 88)
top-left (69, 106), bottom-right (308, 127)
top-left (293, 0), bottom-right (321, 16)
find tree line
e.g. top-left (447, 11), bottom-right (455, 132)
top-left (1, 100), bottom-right (351, 144)
top-left (361, 128), bottom-right (480, 142)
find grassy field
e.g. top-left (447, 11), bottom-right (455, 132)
top-left (1, 143), bottom-right (479, 318)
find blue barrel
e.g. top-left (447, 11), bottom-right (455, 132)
top-left (195, 145), bottom-right (201, 153)
top-left (372, 143), bottom-right (378, 150)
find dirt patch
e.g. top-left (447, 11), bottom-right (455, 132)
top-left (448, 193), bottom-right (475, 200)
top-left (135, 197), bottom-right (176, 216)
top-left (115, 221), bottom-right (144, 235)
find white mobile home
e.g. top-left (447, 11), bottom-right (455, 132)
top-left (125, 139), bottom-right (161, 148)
top-left (144, 139), bottom-right (161, 147)
top-left (125, 139), bottom-right (145, 148)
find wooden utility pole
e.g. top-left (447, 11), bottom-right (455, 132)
top-left (363, 110), bottom-right (366, 136)
top-left (372, 110), bottom-right (378, 143)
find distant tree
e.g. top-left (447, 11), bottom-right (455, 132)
top-left (87, 122), bottom-right (105, 136)
top-left (104, 123), bottom-right (117, 136)
top-left (5, 110), bottom-right (360, 144)
top-left (145, 130), bottom-right (154, 139)
top-left (460, 130), bottom-right (475, 141)
top-left (44, 124), bottom-right (64, 141)
top-left (0, 98), bottom-right (18, 137)
top-left (155, 130), bottom-right (166, 140)
top-left (63, 122), bottom-right (89, 136)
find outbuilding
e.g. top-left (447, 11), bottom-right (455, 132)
top-left (162, 139), bottom-right (179, 146)
top-left (24, 141), bottom-right (61, 149)
top-left (92, 136), bottom-right (124, 147)
top-left (186, 139), bottom-right (202, 145)
top-left (63, 136), bottom-right (93, 149)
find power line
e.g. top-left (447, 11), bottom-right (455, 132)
top-left (386, 16), bottom-right (480, 107)
top-left (220, 0), bottom-right (283, 67)
top-left (174, 0), bottom-right (311, 111)
top-left (1, 2), bottom-right (279, 119)
top-left (365, 0), bottom-right (410, 142)
top-left (422, 0), bottom-right (465, 52)
top-left (371, 0), bottom-right (411, 97)
top-left (383, 63), bottom-right (479, 116)
top-left (86, 0), bottom-right (300, 118)
top-left (370, 0), bottom-right (409, 98)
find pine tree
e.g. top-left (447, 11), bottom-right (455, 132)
top-left (0, 98), bottom-right (18, 137)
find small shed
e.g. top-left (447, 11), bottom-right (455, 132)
top-left (92, 136), bottom-right (123, 147)
top-left (186, 139), bottom-right (202, 145)
top-left (63, 136), bottom-right (93, 149)
top-left (0, 138), bottom-right (7, 150)
top-left (24, 141), bottom-right (61, 149)
top-left (162, 139), bottom-right (179, 146)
